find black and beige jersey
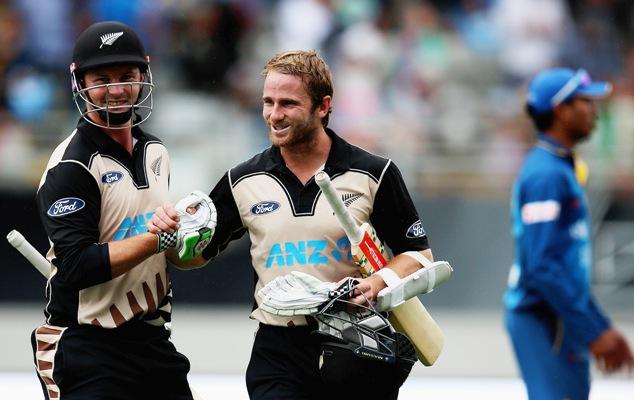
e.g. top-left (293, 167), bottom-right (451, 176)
top-left (37, 119), bottom-right (172, 329)
top-left (203, 129), bottom-right (429, 327)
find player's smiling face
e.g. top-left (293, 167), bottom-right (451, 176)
top-left (83, 65), bottom-right (142, 120)
top-left (262, 71), bottom-right (322, 148)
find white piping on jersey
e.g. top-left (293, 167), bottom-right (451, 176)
top-left (232, 168), bottom-right (386, 217)
top-left (88, 140), bottom-right (164, 190)
top-left (377, 159), bottom-right (392, 186)
top-left (37, 130), bottom-right (80, 194)
top-left (60, 159), bottom-right (94, 177)
top-left (99, 155), bottom-right (147, 189)
top-left (44, 262), bottom-right (57, 325)
top-left (231, 171), bottom-right (313, 216)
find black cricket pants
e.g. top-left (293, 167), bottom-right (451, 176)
top-left (31, 321), bottom-right (193, 400)
top-left (245, 323), bottom-right (402, 400)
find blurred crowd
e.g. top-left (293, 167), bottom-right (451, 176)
top-left (2, 0), bottom-right (634, 200)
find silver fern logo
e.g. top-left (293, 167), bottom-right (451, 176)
top-left (150, 155), bottom-right (162, 180)
top-left (100, 32), bottom-right (124, 48)
top-left (341, 192), bottom-right (362, 207)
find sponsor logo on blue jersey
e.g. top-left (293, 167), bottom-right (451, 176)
top-left (251, 201), bottom-right (280, 215)
top-left (265, 236), bottom-right (352, 268)
top-left (101, 171), bottom-right (124, 185)
top-left (406, 220), bottom-right (425, 238)
top-left (114, 212), bottom-right (155, 240)
top-left (47, 198), bottom-right (85, 217)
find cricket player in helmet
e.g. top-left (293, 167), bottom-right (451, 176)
top-left (70, 20), bottom-right (154, 129)
top-left (32, 21), bottom-right (213, 399)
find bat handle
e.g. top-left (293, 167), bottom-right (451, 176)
top-left (315, 171), bottom-right (363, 244)
top-left (7, 229), bottom-right (51, 278)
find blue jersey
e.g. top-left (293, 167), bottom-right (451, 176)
top-left (504, 134), bottom-right (609, 345)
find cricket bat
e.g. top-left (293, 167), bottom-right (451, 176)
top-left (315, 171), bottom-right (444, 365)
top-left (6, 229), bottom-right (50, 278)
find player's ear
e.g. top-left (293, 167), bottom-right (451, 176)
top-left (316, 95), bottom-right (331, 119)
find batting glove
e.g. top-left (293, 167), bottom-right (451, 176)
top-left (157, 190), bottom-right (217, 260)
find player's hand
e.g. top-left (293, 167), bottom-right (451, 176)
top-left (172, 190), bottom-right (217, 260)
top-left (148, 202), bottom-right (180, 234)
top-left (590, 328), bottom-right (634, 374)
top-left (346, 273), bottom-right (386, 306)
top-left (150, 191), bottom-right (216, 260)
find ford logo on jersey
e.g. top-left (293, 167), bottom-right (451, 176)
top-left (406, 220), bottom-right (425, 238)
top-left (101, 171), bottom-right (124, 185)
top-left (251, 201), bottom-right (280, 215)
top-left (47, 197), bottom-right (85, 217)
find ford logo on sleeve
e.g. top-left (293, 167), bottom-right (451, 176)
top-left (250, 201), bottom-right (280, 215)
top-left (47, 198), bottom-right (86, 217)
top-left (101, 171), bottom-right (124, 185)
top-left (406, 220), bottom-right (425, 238)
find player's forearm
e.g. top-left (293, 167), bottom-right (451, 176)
top-left (108, 233), bottom-right (160, 278)
top-left (370, 249), bottom-right (434, 294)
top-left (389, 248), bottom-right (434, 278)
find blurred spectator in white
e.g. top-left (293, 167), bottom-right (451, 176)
top-left (387, 1), bottom-right (478, 153)
top-left (274, 0), bottom-right (334, 52)
top-left (491, 0), bottom-right (570, 82)
top-left (330, 8), bottom-right (391, 152)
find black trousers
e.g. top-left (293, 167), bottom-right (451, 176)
top-left (245, 323), bottom-right (405, 400)
top-left (31, 322), bottom-right (193, 400)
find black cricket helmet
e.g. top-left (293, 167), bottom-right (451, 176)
top-left (70, 21), bottom-right (153, 129)
top-left (313, 279), bottom-right (416, 393)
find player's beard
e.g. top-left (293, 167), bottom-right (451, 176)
top-left (268, 114), bottom-right (319, 149)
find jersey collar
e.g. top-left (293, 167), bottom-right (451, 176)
top-left (536, 133), bottom-right (573, 159)
top-left (77, 117), bottom-right (149, 156)
top-left (266, 128), bottom-right (351, 174)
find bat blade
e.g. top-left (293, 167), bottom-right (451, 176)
top-left (390, 297), bottom-right (444, 365)
top-left (315, 171), bottom-right (445, 365)
top-left (355, 223), bottom-right (444, 365)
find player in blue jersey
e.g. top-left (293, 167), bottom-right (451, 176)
top-left (504, 67), bottom-right (634, 400)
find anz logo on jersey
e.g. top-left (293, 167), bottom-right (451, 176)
top-left (266, 236), bottom-right (352, 268)
top-left (114, 212), bottom-right (155, 240)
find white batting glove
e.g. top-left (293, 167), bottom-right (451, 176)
top-left (157, 190), bottom-right (217, 260)
top-left (258, 272), bottom-right (337, 316)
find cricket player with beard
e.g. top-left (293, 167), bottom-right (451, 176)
top-left (150, 50), bottom-right (436, 399)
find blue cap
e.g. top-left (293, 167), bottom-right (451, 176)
top-left (526, 68), bottom-right (612, 114)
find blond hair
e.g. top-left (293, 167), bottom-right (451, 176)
top-left (262, 50), bottom-right (333, 127)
